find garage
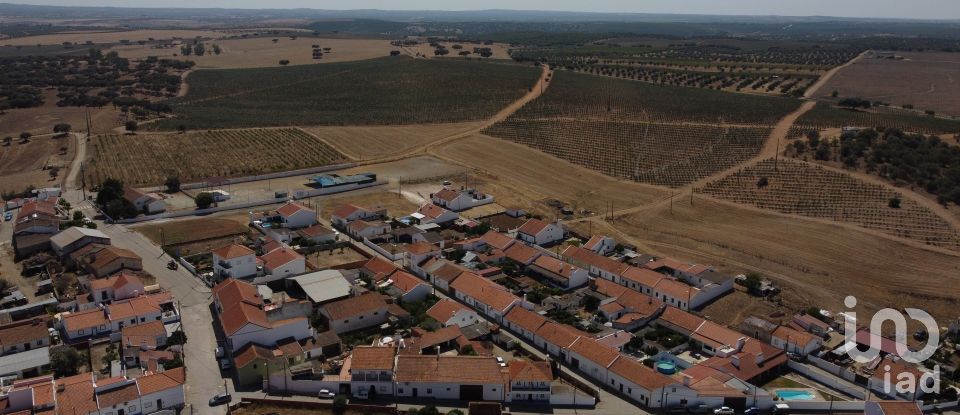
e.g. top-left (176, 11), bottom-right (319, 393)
top-left (723, 396), bottom-right (747, 410)
top-left (459, 384), bottom-right (484, 401)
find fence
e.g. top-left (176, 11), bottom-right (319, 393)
top-left (363, 238), bottom-right (405, 261)
top-left (143, 162), bottom-right (357, 193)
top-left (781, 400), bottom-right (865, 411)
top-left (232, 397), bottom-right (397, 415)
top-left (787, 360), bottom-right (866, 399)
top-left (807, 353), bottom-right (858, 382)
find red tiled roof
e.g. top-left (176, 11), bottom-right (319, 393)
top-left (395, 355), bottom-right (504, 384)
top-left (504, 307), bottom-right (548, 334)
top-left (234, 343), bottom-right (277, 368)
top-left (535, 322), bottom-right (584, 349)
top-left (363, 256), bottom-right (399, 276)
top-left (213, 244), bottom-right (254, 260)
top-left (261, 247), bottom-right (302, 270)
top-left (569, 337), bottom-right (619, 367)
top-left (620, 266), bottom-right (665, 288)
top-left (450, 272), bottom-right (519, 312)
top-left (562, 245), bottom-right (628, 275)
top-left (323, 292), bottom-right (388, 321)
top-left (121, 320), bottom-right (165, 348)
top-left (508, 360), bottom-right (552, 383)
top-left (136, 367), bottom-right (186, 395)
top-left (872, 401), bottom-right (923, 415)
top-left (772, 325), bottom-right (819, 347)
top-left (433, 188), bottom-right (461, 203)
top-left (426, 298), bottom-right (473, 323)
top-left (608, 356), bottom-right (675, 391)
top-left (655, 279), bottom-right (699, 303)
top-left (351, 346), bottom-right (395, 371)
top-left (583, 235), bottom-right (607, 250)
top-left (56, 374), bottom-right (98, 415)
top-left (504, 242), bottom-right (541, 264)
top-left (418, 203), bottom-right (451, 220)
top-left (531, 255), bottom-right (581, 280)
top-left (332, 204), bottom-right (366, 219)
top-left (0, 318), bottom-right (48, 350)
top-left (277, 201), bottom-right (312, 217)
top-left (298, 223), bottom-right (335, 237)
top-left (659, 307), bottom-right (705, 334)
top-left (389, 270), bottom-right (427, 293)
top-left (405, 241), bottom-right (439, 256)
top-left (517, 218), bottom-right (550, 236)
top-left (479, 231), bottom-right (515, 250)
top-left (108, 295), bottom-right (162, 321)
top-left (63, 308), bottom-right (108, 331)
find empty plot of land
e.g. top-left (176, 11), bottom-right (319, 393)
top-left (134, 215), bottom-right (250, 255)
top-left (157, 57), bottom-right (541, 130)
top-left (580, 196), bottom-right (960, 322)
top-left (815, 52), bottom-right (960, 117)
top-left (111, 37), bottom-right (396, 69)
top-left (697, 158), bottom-right (960, 250)
top-left (85, 128), bottom-right (346, 187)
top-left (0, 91), bottom-right (120, 137)
top-left (0, 134), bottom-right (73, 193)
top-left (432, 133), bottom-right (668, 216)
top-left (317, 190), bottom-right (420, 220)
top-left (0, 29), bottom-right (221, 46)
top-left (303, 122), bottom-right (482, 160)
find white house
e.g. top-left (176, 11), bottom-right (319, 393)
top-left (561, 245), bottom-right (628, 282)
top-left (124, 187), bottom-right (166, 214)
top-left (385, 270), bottom-right (432, 303)
top-left (212, 279), bottom-right (314, 352)
top-left (395, 355), bottom-right (505, 401)
top-left (583, 235), bottom-right (616, 255)
top-left (449, 272), bottom-right (520, 323)
top-left (414, 203), bottom-right (459, 225)
top-left (430, 188), bottom-right (494, 212)
top-left (607, 356), bottom-right (692, 408)
top-left (516, 219), bottom-right (564, 246)
top-left (349, 346), bottom-right (396, 397)
top-left (506, 360), bottom-right (553, 403)
top-left (260, 246), bottom-right (305, 280)
top-left (345, 220), bottom-right (392, 240)
top-left (275, 201), bottom-right (317, 228)
top-left (533, 322), bottom-right (584, 359)
top-left (529, 255), bottom-right (589, 290)
top-left (50, 227), bottom-right (110, 257)
top-left (297, 224), bottom-right (337, 244)
top-left (320, 292), bottom-right (389, 334)
top-left (566, 337), bottom-right (620, 384)
top-left (89, 272), bottom-right (145, 303)
top-left (330, 204), bottom-right (382, 227)
top-left (426, 298), bottom-right (481, 328)
top-left (213, 244), bottom-right (258, 279)
top-left (503, 307), bottom-right (548, 342)
top-left (771, 326), bottom-right (822, 356)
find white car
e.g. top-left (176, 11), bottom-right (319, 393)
top-left (318, 389), bottom-right (335, 399)
top-left (714, 407), bottom-right (735, 415)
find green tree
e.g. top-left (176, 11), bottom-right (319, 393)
top-left (332, 395), bottom-right (348, 414)
top-left (19, 132), bottom-right (32, 142)
top-left (53, 123), bottom-right (72, 135)
top-left (195, 192), bottom-right (215, 209)
top-left (124, 120), bottom-right (138, 133)
top-left (102, 344), bottom-right (119, 368)
top-left (279, 59), bottom-right (290, 66)
top-left (95, 178), bottom-right (125, 206)
top-left (163, 355), bottom-right (184, 370)
top-left (742, 272), bottom-right (763, 295)
top-left (167, 330), bottom-right (188, 346)
top-left (164, 176), bottom-right (181, 193)
top-left (50, 347), bottom-right (84, 377)
top-left (581, 294), bottom-right (601, 311)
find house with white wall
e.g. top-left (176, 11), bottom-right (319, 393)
top-left (395, 355), bottom-right (505, 401)
top-left (516, 219), bottom-right (564, 246)
top-left (213, 244), bottom-right (258, 280)
top-left (346, 220), bottom-right (392, 240)
top-left (124, 187), bottom-right (167, 214)
top-left (330, 204), bottom-right (384, 228)
top-left (582, 235), bottom-right (616, 255)
top-left (89, 272), bottom-right (145, 304)
top-left (259, 246), bottom-right (305, 280)
top-left (529, 255), bottom-right (589, 290)
top-left (349, 346), bottom-right (396, 397)
top-left (506, 360), bottom-right (553, 403)
top-left (771, 326), bottom-right (822, 356)
top-left (503, 307), bottom-right (548, 342)
top-left (430, 188), bottom-right (494, 212)
top-left (320, 292), bottom-right (390, 334)
top-left (426, 299), bottom-right (480, 328)
top-left (449, 272), bottom-right (520, 323)
top-left (212, 279), bottom-right (313, 352)
top-left (413, 203), bottom-right (459, 225)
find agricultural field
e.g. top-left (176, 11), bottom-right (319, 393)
top-left (788, 102), bottom-right (960, 139)
top-left (696, 158), bottom-right (960, 250)
top-left (814, 52), bottom-right (960, 117)
top-left (134, 214), bottom-right (251, 256)
top-left (302, 122), bottom-right (482, 160)
top-left (570, 64), bottom-right (819, 96)
top-left (156, 57), bottom-right (541, 130)
top-left (110, 36), bottom-right (396, 69)
top-left (85, 128), bottom-right (346, 186)
top-left (0, 29), bottom-right (221, 46)
top-left (483, 70), bottom-right (796, 187)
top-left (0, 133), bottom-right (73, 194)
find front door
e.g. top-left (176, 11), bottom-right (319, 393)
top-left (413, 388), bottom-right (418, 397)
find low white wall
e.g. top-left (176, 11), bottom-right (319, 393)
top-left (784, 400), bottom-right (865, 411)
top-left (266, 374), bottom-right (344, 396)
top-left (787, 360), bottom-right (865, 399)
top-left (141, 162), bottom-right (357, 193)
top-left (363, 238), bottom-right (404, 261)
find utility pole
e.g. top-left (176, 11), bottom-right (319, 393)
top-left (398, 176), bottom-right (402, 198)
top-left (670, 192), bottom-right (675, 215)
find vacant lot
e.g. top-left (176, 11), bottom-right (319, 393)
top-left (432, 133), bottom-right (668, 218)
top-left (0, 90), bottom-right (120, 138)
top-left (85, 128), bottom-right (346, 187)
top-left (0, 29), bottom-right (221, 46)
top-left (156, 57), bottom-right (540, 130)
top-left (815, 52), bottom-right (960, 117)
top-left (303, 122), bottom-right (482, 160)
top-left (318, 191), bottom-right (420, 221)
top-left (134, 215), bottom-right (250, 255)
top-left (111, 37), bottom-right (395, 69)
top-left (0, 133), bottom-right (73, 193)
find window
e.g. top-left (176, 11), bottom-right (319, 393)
top-left (343, 320), bottom-right (349, 324)
top-left (78, 329), bottom-right (85, 335)
top-left (426, 388), bottom-right (432, 394)
top-left (359, 316), bottom-right (364, 320)
top-left (398, 388), bottom-right (404, 393)
top-left (373, 311), bottom-right (378, 315)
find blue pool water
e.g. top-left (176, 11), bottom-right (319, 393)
top-left (776, 390), bottom-right (817, 401)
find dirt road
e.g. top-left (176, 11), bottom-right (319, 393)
top-left (804, 50), bottom-right (867, 98)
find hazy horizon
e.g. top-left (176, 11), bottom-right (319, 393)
top-left (3, 0), bottom-right (960, 20)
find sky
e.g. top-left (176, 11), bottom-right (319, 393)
top-left (7, 0), bottom-right (960, 20)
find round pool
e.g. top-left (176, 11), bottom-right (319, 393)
top-left (656, 361), bottom-right (677, 375)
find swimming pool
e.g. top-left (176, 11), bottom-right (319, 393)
top-left (776, 390), bottom-right (817, 401)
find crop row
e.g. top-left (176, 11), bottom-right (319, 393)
top-left (788, 103), bottom-right (960, 138)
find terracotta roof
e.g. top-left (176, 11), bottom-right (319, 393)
top-left (136, 366), bottom-right (185, 395)
top-left (213, 278), bottom-right (261, 307)
top-left (123, 186), bottom-right (148, 203)
top-left (479, 231), bottom-right (515, 250)
top-left (654, 279), bottom-right (699, 303)
top-left (597, 330), bottom-right (633, 349)
top-left (620, 266), bottom-right (665, 288)
top-left (298, 223), bottom-right (335, 237)
top-left (562, 245), bottom-right (628, 275)
top-left (213, 244), bottom-right (254, 260)
top-left (332, 203), bottom-right (367, 219)
top-left (363, 256), bottom-right (399, 276)
top-left (426, 298), bottom-right (472, 323)
top-left (423, 259), bottom-right (468, 283)
top-left (644, 257), bottom-right (688, 273)
top-left (90, 272), bottom-right (143, 292)
top-left (395, 355), bottom-right (504, 384)
top-left (108, 295), bottom-right (162, 321)
top-left (277, 201), bottom-right (312, 217)
top-left (450, 272), bottom-right (520, 312)
top-left (96, 382), bottom-right (139, 408)
top-left (518, 218), bottom-right (553, 237)
top-left (772, 325), bottom-right (819, 347)
top-left (87, 246), bottom-right (140, 271)
top-left (260, 247), bottom-right (302, 270)
top-left (611, 290), bottom-right (664, 318)
top-left (63, 308), bottom-right (108, 331)
top-left (121, 320), bottom-right (166, 348)
top-left (569, 337), bottom-right (620, 367)
top-left (508, 360), bottom-right (552, 383)
top-left (433, 188), bottom-right (461, 203)
top-left (350, 346), bottom-right (395, 371)
top-left (608, 356), bottom-right (675, 391)
top-left (703, 350), bottom-right (788, 382)
top-left (871, 356), bottom-right (926, 383)
top-left (389, 270), bottom-right (428, 293)
top-left (0, 318), bottom-right (48, 347)
top-left (531, 255), bottom-right (581, 280)
top-left (234, 343), bottom-right (277, 368)
top-left (504, 307), bottom-right (548, 334)
top-left (418, 203), bottom-right (452, 220)
top-left (872, 401), bottom-right (923, 415)
top-left (411, 325), bottom-right (466, 351)
top-left (594, 278), bottom-right (629, 298)
top-left (535, 322), bottom-right (584, 349)
top-left (18, 200), bottom-right (57, 220)
top-left (503, 242), bottom-right (541, 264)
top-left (659, 306), bottom-right (705, 334)
top-left (347, 219), bottom-right (385, 232)
top-left (56, 374), bottom-right (98, 415)
top-left (323, 292), bottom-right (388, 321)
top-left (405, 241), bottom-right (439, 256)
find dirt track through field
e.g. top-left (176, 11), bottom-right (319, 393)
top-left (804, 50), bottom-right (867, 98)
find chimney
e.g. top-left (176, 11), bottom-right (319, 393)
top-left (682, 373), bottom-right (692, 386)
top-left (736, 336), bottom-right (747, 352)
top-left (730, 354), bottom-right (740, 369)
top-left (755, 352), bottom-right (764, 365)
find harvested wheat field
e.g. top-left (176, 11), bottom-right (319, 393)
top-left (1, 29), bottom-right (221, 46)
top-left (0, 92), bottom-right (120, 138)
top-left (573, 196), bottom-right (960, 323)
top-left (815, 52), bottom-right (960, 117)
top-left (85, 128), bottom-right (346, 187)
top-left (0, 134), bottom-right (74, 193)
top-left (111, 37), bottom-right (395, 69)
top-left (432, 134), bottom-right (668, 217)
top-left (697, 158), bottom-right (960, 250)
top-left (303, 122), bottom-right (482, 160)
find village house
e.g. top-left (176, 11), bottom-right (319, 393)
top-left (582, 235), bottom-right (616, 255)
top-left (124, 187), bottom-right (167, 214)
top-left (259, 246), bottom-right (305, 280)
top-left (213, 243), bottom-right (258, 280)
top-left (791, 313), bottom-right (831, 336)
top-left (607, 356), bottom-right (693, 408)
top-left (361, 256), bottom-right (400, 282)
top-left (418, 257), bottom-right (469, 291)
top-left (405, 241), bottom-right (442, 267)
top-left (89, 272), bottom-right (146, 304)
top-left (320, 292), bottom-right (390, 334)
top-left (349, 346), bottom-right (397, 397)
top-left (562, 245), bottom-right (629, 282)
top-left (430, 188), bottom-right (494, 212)
top-left (426, 298), bottom-right (481, 328)
top-left (868, 357), bottom-right (934, 400)
top-left (394, 355), bottom-right (505, 401)
top-left (529, 255), bottom-right (589, 290)
top-left (533, 322), bottom-right (585, 359)
top-left (74, 245), bottom-right (143, 278)
top-left (449, 272), bottom-right (521, 323)
top-left (502, 242), bottom-right (543, 266)
top-left (50, 227), bottom-right (110, 257)
top-left (212, 279), bottom-right (314, 352)
top-left (413, 203), bottom-right (460, 225)
top-left (345, 220), bottom-right (392, 240)
top-left (297, 223), bottom-right (337, 244)
top-left (516, 219), bottom-right (564, 246)
top-left (0, 318), bottom-right (50, 356)
top-left (330, 203), bottom-right (385, 228)
top-left (106, 293), bottom-right (177, 334)
top-left (594, 279), bottom-right (665, 331)
top-left (566, 337), bottom-right (621, 384)
top-left (770, 325), bottom-right (822, 356)
top-left (384, 269), bottom-right (432, 303)
top-left (505, 360), bottom-right (553, 403)
top-left (61, 308), bottom-right (111, 341)
top-left (503, 307), bottom-right (548, 342)
top-left (120, 320), bottom-right (168, 368)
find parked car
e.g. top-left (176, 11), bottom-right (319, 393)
top-left (745, 407), bottom-right (764, 415)
top-left (353, 388), bottom-right (369, 400)
top-left (713, 407), bottom-right (735, 415)
top-left (208, 392), bottom-right (231, 406)
top-left (167, 260), bottom-right (178, 270)
top-left (219, 358), bottom-right (232, 370)
top-left (318, 389), bottom-right (335, 399)
top-left (3, 212), bottom-right (12, 221)
top-left (215, 347), bottom-right (225, 358)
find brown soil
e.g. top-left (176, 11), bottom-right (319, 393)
top-left (0, 133), bottom-right (75, 193)
top-left (133, 215), bottom-right (250, 248)
top-left (1, 29), bottom-right (222, 46)
top-left (302, 122), bottom-right (484, 161)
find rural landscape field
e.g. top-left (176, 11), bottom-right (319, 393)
top-left (2, 2), bottom-right (960, 415)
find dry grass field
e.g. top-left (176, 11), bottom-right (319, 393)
top-left (406, 41), bottom-right (513, 60)
top-left (815, 52), bottom-right (960, 117)
top-left (431, 133), bottom-right (669, 218)
top-left (134, 215), bottom-right (250, 255)
top-left (0, 133), bottom-right (74, 193)
top-left (0, 91), bottom-right (120, 137)
top-left (318, 191), bottom-right (420, 221)
top-left (302, 122), bottom-right (482, 160)
top-left (85, 128), bottom-right (346, 186)
top-left (110, 37), bottom-right (396, 69)
top-left (0, 29), bottom-right (221, 46)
